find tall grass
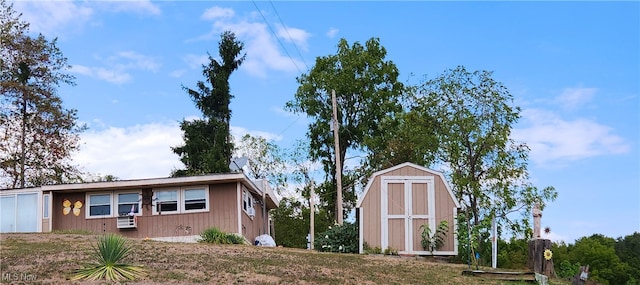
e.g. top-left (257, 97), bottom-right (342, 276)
top-left (71, 233), bottom-right (145, 281)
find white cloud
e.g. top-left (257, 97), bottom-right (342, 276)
top-left (111, 51), bottom-right (161, 72)
top-left (512, 109), bottom-right (629, 166)
top-left (197, 7), bottom-right (308, 77)
top-left (70, 64), bottom-right (131, 84)
top-left (201, 6), bottom-right (234, 20)
top-left (71, 51), bottom-right (160, 84)
top-left (73, 121), bottom-right (285, 180)
top-left (169, 69), bottom-right (186, 78)
top-left (326, 27), bottom-right (339, 38)
top-left (74, 122), bottom-right (184, 179)
top-left (97, 0), bottom-right (161, 16)
top-left (12, 1), bottom-right (161, 37)
top-left (277, 25), bottom-right (311, 51)
top-left (542, 231), bottom-right (570, 243)
top-left (182, 54), bottom-right (210, 69)
top-left (554, 87), bottom-right (597, 110)
top-left (13, 1), bottom-right (93, 37)
top-left (231, 126), bottom-right (283, 142)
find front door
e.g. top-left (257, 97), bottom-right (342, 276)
top-left (381, 177), bottom-right (434, 254)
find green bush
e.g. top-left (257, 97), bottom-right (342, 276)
top-left (200, 227), bottom-right (245, 244)
top-left (363, 242), bottom-right (382, 254)
top-left (314, 222), bottom-right (358, 253)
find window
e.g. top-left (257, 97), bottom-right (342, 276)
top-left (153, 186), bottom-right (209, 215)
top-left (184, 188), bottom-right (207, 212)
top-left (88, 194), bottom-right (111, 217)
top-left (242, 188), bottom-right (254, 214)
top-left (155, 190), bottom-right (178, 214)
top-left (117, 193), bottom-right (141, 216)
top-left (43, 194), bottom-right (50, 218)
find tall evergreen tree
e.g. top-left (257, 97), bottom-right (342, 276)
top-left (0, 0), bottom-right (84, 189)
top-left (172, 31), bottom-right (245, 176)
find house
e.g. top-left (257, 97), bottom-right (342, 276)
top-left (0, 173), bottom-right (278, 242)
top-left (356, 162), bottom-right (460, 255)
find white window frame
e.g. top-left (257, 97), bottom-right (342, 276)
top-left (116, 191), bottom-right (142, 217)
top-left (182, 186), bottom-right (209, 213)
top-left (86, 192), bottom-right (113, 219)
top-left (152, 185), bottom-right (209, 215)
top-left (153, 188), bottom-right (180, 215)
top-left (242, 188), bottom-right (255, 215)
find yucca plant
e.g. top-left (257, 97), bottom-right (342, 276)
top-left (72, 233), bottom-right (145, 281)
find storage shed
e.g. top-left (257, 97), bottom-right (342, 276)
top-left (357, 162), bottom-right (460, 255)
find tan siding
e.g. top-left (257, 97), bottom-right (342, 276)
top-left (412, 218), bottom-right (429, 252)
top-left (210, 183), bottom-right (238, 234)
top-left (361, 176), bottom-right (381, 249)
top-left (51, 182), bottom-right (245, 239)
top-left (240, 191), bottom-right (266, 242)
top-left (434, 176), bottom-right (456, 252)
top-left (387, 183), bottom-right (404, 215)
top-left (412, 182), bottom-right (428, 215)
top-left (388, 219), bottom-right (404, 251)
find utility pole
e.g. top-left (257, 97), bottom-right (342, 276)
top-left (310, 181), bottom-right (315, 250)
top-left (331, 89), bottom-right (343, 225)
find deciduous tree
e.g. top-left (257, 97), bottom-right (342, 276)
top-left (234, 134), bottom-right (287, 193)
top-left (285, 37), bottom-right (405, 221)
top-left (412, 66), bottom-right (557, 236)
top-left (172, 31), bottom-right (245, 176)
top-left (0, 0), bottom-right (84, 189)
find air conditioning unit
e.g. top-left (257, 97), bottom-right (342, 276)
top-left (117, 216), bottom-right (137, 229)
top-left (247, 207), bottom-right (255, 218)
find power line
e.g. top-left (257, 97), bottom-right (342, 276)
top-left (250, 0), bottom-right (307, 137)
top-left (268, 0), bottom-right (309, 71)
top-left (251, 0), bottom-right (304, 75)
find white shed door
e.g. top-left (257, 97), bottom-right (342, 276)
top-left (381, 177), bottom-right (435, 254)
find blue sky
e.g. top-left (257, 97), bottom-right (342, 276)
top-left (12, 1), bottom-right (639, 243)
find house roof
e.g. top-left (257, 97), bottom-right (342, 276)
top-left (356, 162), bottom-right (460, 208)
top-left (18, 172), bottom-right (278, 209)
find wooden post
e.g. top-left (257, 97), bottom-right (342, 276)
top-left (527, 238), bottom-right (556, 278)
top-left (331, 89), bottom-right (343, 225)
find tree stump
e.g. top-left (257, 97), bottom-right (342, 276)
top-left (527, 239), bottom-right (556, 278)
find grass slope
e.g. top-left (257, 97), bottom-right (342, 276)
top-left (0, 233), bottom-right (570, 284)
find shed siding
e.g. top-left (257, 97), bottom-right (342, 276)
top-left (361, 175), bottom-right (381, 249)
top-left (360, 164), bottom-right (458, 255)
top-left (434, 177), bottom-right (456, 251)
top-left (51, 182), bottom-right (251, 239)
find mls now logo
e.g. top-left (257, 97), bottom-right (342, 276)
top-left (2, 272), bottom-right (37, 282)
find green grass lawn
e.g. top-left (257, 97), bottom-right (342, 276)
top-left (0, 233), bottom-right (572, 284)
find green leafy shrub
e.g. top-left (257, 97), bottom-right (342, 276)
top-left (420, 220), bottom-right (449, 254)
top-left (363, 242), bottom-right (382, 254)
top-left (72, 233), bottom-right (145, 281)
top-left (200, 227), bottom-right (245, 244)
top-left (314, 222), bottom-right (358, 253)
top-left (384, 247), bottom-right (398, 255)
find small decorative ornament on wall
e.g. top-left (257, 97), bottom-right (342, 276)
top-left (62, 199), bottom-right (83, 216)
top-left (73, 201), bottom-right (83, 216)
top-left (63, 199), bottom-right (72, 215)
